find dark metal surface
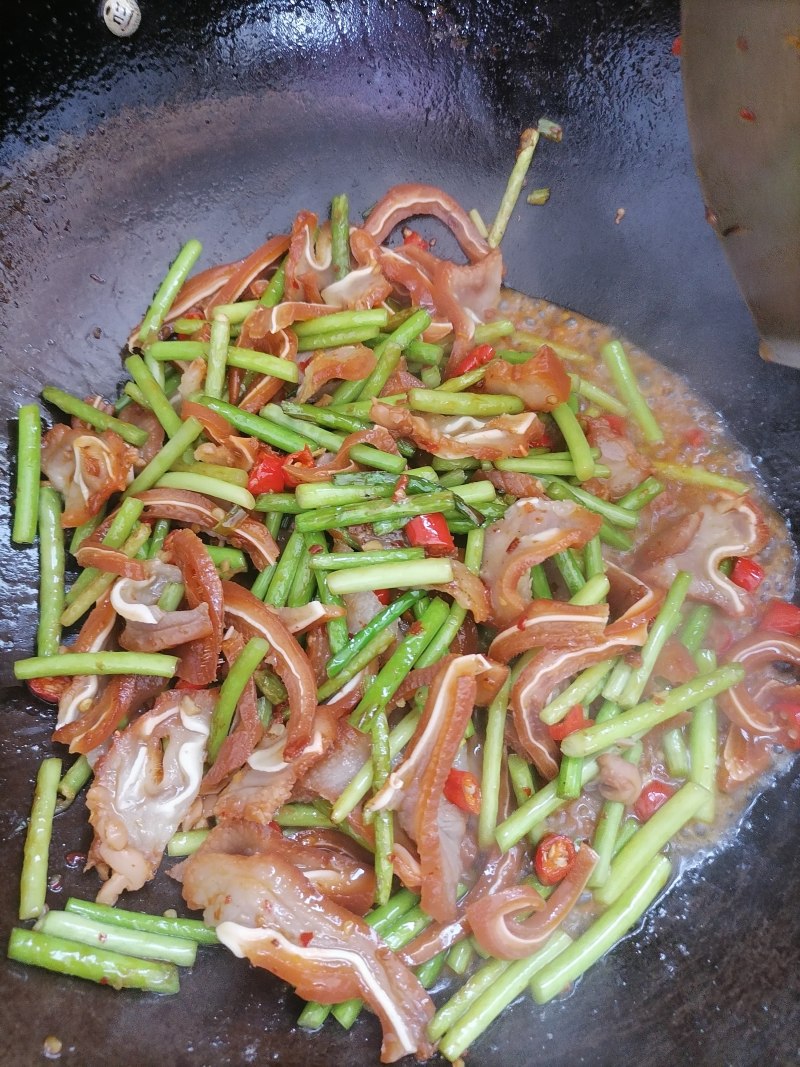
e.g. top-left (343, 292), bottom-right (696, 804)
top-left (682, 0), bottom-right (800, 368)
top-left (1, 2), bottom-right (799, 1064)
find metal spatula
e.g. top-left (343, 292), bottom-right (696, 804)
top-left (681, 0), bottom-right (800, 368)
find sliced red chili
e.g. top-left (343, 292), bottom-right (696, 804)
top-left (759, 599), bottom-right (800, 636)
top-left (299, 931), bottom-right (314, 947)
top-left (738, 107), bottom-right (756, 122)
top-left (452, 343), bottom-right (496, 377)
top-left (730, 557), bottom-right (765, 592)
top-left (373, 589), bottom-right (391, 606)
top-left (444, 768), bottom-right (482, 814)
top-left (247, 449), bottom-right (286, 495)
top-left (633, 780), bottom-right (675, 822)
top-left (282, 445), bottom-right (316, 487)
top-left (683, 427), bottom-right (706, 449)
top-left (548, 704), bottom-right (591, 742)
top-left (534, 833), bottom-right (576, 885)
top-left (405, 513), bottom-right (455, 554)
top-left (671, 35), bottom-right (682, 56)
top-left (402, 228), bottom-right (430, 251)
top-left (27, 676), bottom-right (71, 704)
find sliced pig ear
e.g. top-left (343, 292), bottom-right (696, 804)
top-left (639, 495), bottom-right (769, 617)
top-left (719, 633), bottom-right (800, 734)
top-left (363, 182), bottom-right (491, 262)
top-left (489, 600), bottom-right (609, 663)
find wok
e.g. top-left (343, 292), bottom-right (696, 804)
top-left (1, 1), bottom-right (798, 1064)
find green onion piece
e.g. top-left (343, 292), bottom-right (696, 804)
top-left (13, 404), bottom-right (42, 543)
top-left (273, 804), bottom-right (335, 829)
top-left (14, 652), bottom-right (178, 680)
top-left (36, 487), bottom-right (65, 658)
top-left (541, 476), bottom-right (639, 529)
top-left (56, 756), bottom-right (92, 813)
top-left (583, 535), bottom-right (605, 579)
top-left (593, 783), bottom-right (709, 906)
top-left (445, 939), bottom-right (474, 977)
top-left (295, 490), bottom-right (454, 533)
top-left (527, 187), bottom-right (551, 205)
top-left (167, 829), bottom-right (210, 857)
top-left (408, 387), bottom-right (523, 417)
top-left (36, 911), bottom-right (197, 967)
top-left (652, 461), bottom-right (750, 496)
top-left (587, 739), bottom-right (642, 888)
top-left (568, 374), bottom-right (627, 417)
top-left (330, 193), bottom-right (351, 280)
top-left (42, 387), bottom-right (148, 446)
top-left (208, 637), bottom-right (270, 762)
top-left (618, 570), bottom-right (692, 707)
top-left (488, 127), bottom-right (540, 247)
top-left (572, 572), bottom-right (613, 610)
top-left (439, 932), bottom-right (571, 1060)
top-left (689, 649), bottom-right (718, 823)
top-left (259, 260), bottom-right (286, 307)
top-left (331, 709), bottom-right (420, 823)
top-left (261, 403), bottom-right (344, 452)
top-left (124, 354), bottom-right (182, 437)
top-left (617, 476), bottom-right (664, 512)
top-left (203, 312), bottom-right (230, 400)
top-left (496, 761), bottom-right (599, 852)
top-left (123, 416), bottom-right (203, 498)
top-left (317, 628), bottom-right (396, 703)
top-left (371, 709), bottom-right (394, 905)
top-left (553, 548), bottom-right (586, 597)
top-left (350, 598), bottom-right (450, 729)
top-left (540, 660), bottom-right (616, 726)
top-left (324, 589), bottom-right (426, 679)
top-left (662, 726), bottom-right (691, 779)
top-left (137, 239), bottom-right (202, 347)
top-left (508, 332), bottom-right (590, 364)
top-left (326, 558), bottom-right (452, 596)
top-left (531, 564), bottom-right (552, 599)
top-left (478, 678), bottom-right (512, 849)
top-left (311, 547), bottom-right (426, 571)
top-left (551, 401), bottom-right (595, 480)
top-left (64, 897), bottom-right (218, 944)
top-left (7, 928), bottom-right (180, 994)
top-left (429, 957), bottom-right (509, 1041)
top-left (530, 856), bottom-right (671, 1004)
top-left (293, 308), bottom-right (388, 338)
top-left (263, 529), bottom-right (306, 607)
top-left (679, 604), bottom-right (713, 655)
top-left (195, 396), bottom-right (307, 452)
top-left (208, 299), bottom-right (258, 323)
top-left (154, 471), bottom-right (255, 511)
top-left (61, 524), bottom-right (150, 627)
top-left (19, 757), bottom-right (62, 920)
top-left (69, 508), bottom-right (107, 555)
top-left (601, 340), bottom-right (663, 444)
top-left (562, 665), bottom-right (744, 759)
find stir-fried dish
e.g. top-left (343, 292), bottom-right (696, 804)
top-left (8, 170), bottom-right (799, 1063)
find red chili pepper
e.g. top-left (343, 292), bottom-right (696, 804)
top-left (402, 228), bottom-right (430, 251)
top-left (444, 769), bottom-right (482, 814)
top-left (634, 780), bottom-right (675, 822)
top-left (175, 679), bottom-right (205, 691)
top-left (548, 704), bottom-right (591, 742)
top-left (760, 599), bottom-right (800, 636)
top-left (739, 107), bottom-right (756, 122)
top-left (405, 513), bottom-right (455, 554)
top-left (26, 676), bottom-right (70, 704)
top-left (534, 833), bottom-right (576, 886)
top-left (299, 931), bottom-right (314, 947)
top-left (601, 414), bottom-right (627, 437)
top-left (247, 450), bottom-right (286, 495)
top-left (452, 343), bottom-right (496, 377)
top-left (683, 427), bottom-right (706, 448)
top-left (374, 589), bottom-right (391, 606)
top-left (773, 701), bottom-right (800, 750)
top-left (282, 445), bottom-right (316, 488)
top-left (730, 557), bottom-right (765, 592)
top-left (671, 35), bottom-right (682, 56)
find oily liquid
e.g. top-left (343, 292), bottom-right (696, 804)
top-left (496, 289), bottom-right (797, 929)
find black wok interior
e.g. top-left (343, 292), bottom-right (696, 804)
top-left (1, 1), bottom-right (798, 1063)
